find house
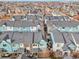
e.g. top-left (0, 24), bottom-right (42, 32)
top-left (0, 20), bottom-right (41, 32)
top-left (71, 33), bottom-right (79, 51)
top-left (13, 15), bottom-right (25, 21)
top-left (0, 31), bottom-right (46, 51)
top-left (50, 30), bottom-right (77, 55)
top-left (0, 39), bottom-right (21, 53)
top-left (50, 30), bottom-right (64, 51)
top-left (31, 39), bottom-right (47, 56)
top-left (58, 25), bottom-right (79, 32)
top-left (0, 33), bottom-right (24, 53)
top-left (46, 20), bottom-right (79, 33)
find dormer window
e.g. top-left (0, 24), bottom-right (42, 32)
top-left (33, 43), bottom-right (37, 46)
top-left (3, 44), bottom-right (7, 47)
top-left (62, 27), bottom-right (65, 29)
top-left (3, 23), bottom-right (7, 26)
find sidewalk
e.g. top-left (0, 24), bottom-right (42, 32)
top-left (38, 58), bottom-right (51, 59)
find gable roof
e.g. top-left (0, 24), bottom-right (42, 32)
top-left (0, 31), bottom-right (43, 46)
top-left (51, 30), bottom-right (64, 43)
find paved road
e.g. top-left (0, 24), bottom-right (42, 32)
top-left (0, 54), bottom-right (37, 59)
top-left (38, 58), bottom-right (51, 59)
top-left (21, 54), bottom-right (37, 59)
top-left (0, 58), bottom-right (10, 59)
top-left (63, 56), bottom-right (73, 59)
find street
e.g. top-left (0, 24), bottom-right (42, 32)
top-left (21, 54), bottom-right (37, 59)
top-left (0, 54), bottom-right (37, 59)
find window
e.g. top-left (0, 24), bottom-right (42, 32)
top-left (33, 43), bottom-right (37, 46)
top-left (3, 44), bottom-right (7, 47)
top-left (2, 49), bottom-right (7, 52)
top-left (13, 44), bottom-right (15, 47)
top-left (57, 44), bottom-right (60, 47)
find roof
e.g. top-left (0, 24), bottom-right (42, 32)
top-left (6, 21), bottom-right (14, 26)
top-left (14, 21), bottom-right (22, 27)
top-left (61, 32), bottom-right (72, 44)
top-left (71, 33), bottom-right (79, 44)
top-left (51, 30), bottom-right (64, 43)
top-left (13, 15), bottom-right (40, 21)
top-left (34, 32), bottom-right (43, 43)
top-left (73, 15), bottom-right (79, 21)
top-left (13, 15), bottom-right (23, 21)
top-left (0, 31), bottom-right (43, 46)
top-left (47, 21), bottom-right (79, 28)
top-left (0, 20), bottom-right (39, 27)
top-left (0, 21), bottom-right (7, 26)
top-left (45, 16), bottom-right (71, 21)
top-left (62, 45), bottom-right (70, 51)
top-left (51, 30), bottom-right (77, 51)
top-left (51, 29), bottom-right (78, 44)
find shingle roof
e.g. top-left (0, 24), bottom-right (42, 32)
top-left (51, 30), bottom-right (64, 43)
top-left (45, 16), bottom-right (70, 21)
top-left (0, 20), bottom-right (39, 27)
top-left (14, 21), bottom-right (22, 27)
top-left (72, 33), bottom-right (79, 44)
top-left (47, 21), bottom-right (79, 28)
top-left (0, 31), bottom-right (43, 46)
top-left (5, 21), bottom-right (14, 26)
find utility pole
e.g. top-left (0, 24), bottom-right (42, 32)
top-left (32, 16), bottom-right (35, 44)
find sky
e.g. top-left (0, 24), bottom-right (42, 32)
top-left (0, 0), bottom-right (78, 2)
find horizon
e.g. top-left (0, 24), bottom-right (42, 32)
top-left (0, 0), bottom-right (79, 2)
